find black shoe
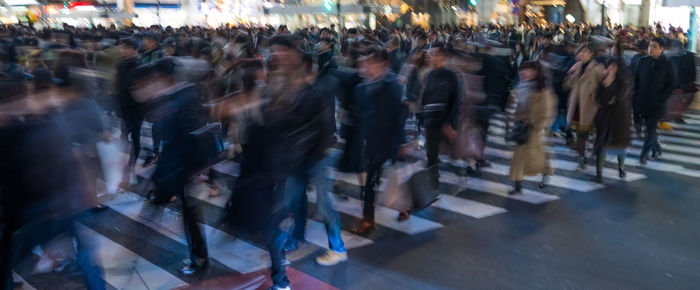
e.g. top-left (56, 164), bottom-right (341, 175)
top-left (476, 160), bottom-right (491, 169)
top-left (508, 182), bottom-right (522, 195)
top-left (651, 151), bottom-right (662, 160)
top-left (591, 175), bottom-right (603, 183)
top-left (577, 157), bottom-right (587, 172)
top-left (618, 168), bottom-right (626, 179)
top-left (179, 258), bottom-right (208, 275)
top-left (284, 239), bottom-right (305, 252)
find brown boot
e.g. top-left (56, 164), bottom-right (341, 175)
top-left (353, 219), bottom-right (376, 235)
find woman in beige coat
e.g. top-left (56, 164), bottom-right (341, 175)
top-left (509, 61), bottom-right (556, 194)
top-left (564, 44), bottom-right (605, 171)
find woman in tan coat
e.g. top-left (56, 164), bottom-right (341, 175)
top-left (564, 44), bottom-right (605, 171)
top-left (509, 61), bottom-right (556, 194)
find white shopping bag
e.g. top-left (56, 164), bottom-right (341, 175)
top-left (96, 139), bottom-right (127, 194)
top-left (378, 161), bottom-right (425, 211)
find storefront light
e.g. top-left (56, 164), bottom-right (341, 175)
top-left (566, 14), bottom-right (575, 22)
top-left (74, 6), bottom-right (97, 11)
top-left (4, 0), bottom-right (38, 6)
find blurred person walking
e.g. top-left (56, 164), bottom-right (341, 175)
top-left (564, 44), bottom-right (605, 171)
top-left (354, 45), bottom-right (405, 235)
top-left (115, 38), bottom-right (144, 186)
top-left (130, 59), bottom-right (211, 275)
top-left (508, 61), bottom-right (556, 194)
top-left (593, 58), bottom-right (632, 182)
top-left (420, 42), bottom-right (461, 187)
top-left (632, 38), bottom-right (676, 164)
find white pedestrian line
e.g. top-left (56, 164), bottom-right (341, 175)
top-left (683, 112), bottom-right (700, 120)
top-left (480, 161), bottom-right (605, 192)
top-left (484, 147), bottom-right (647, 182)
top-left (334, 169), bottom-right (507, 219)
top-left (308, 191), bottom-right (444, 235)
top-left (489, 125), bottom-right (700, 168)
top-left (76, 224), bottom-right (188, 290)
top-left (106, 192), bottom-right (271, 274)
top-left (629, 139), bottom-right (700, 156)
top-left (431, 194), bottom-right (507, 219)
top-left (188, 185), bottom-right (374, 250)
top-left (439, 171), bottom-right (559, 204)
top-left (491, 115), bottom-right (700, 148)
top-left (302, 219), bottom-right (374, 250)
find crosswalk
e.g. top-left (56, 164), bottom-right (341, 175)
top-left (14, 110), bottom-right (700, 289)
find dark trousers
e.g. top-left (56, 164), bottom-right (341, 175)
top-left (425, 124), bottom-right (443, 186)
top-left (362, 163), bottom-right (384, 222)
top-left (640, 114), bottom-right (662, 159)
top-left (575, 130), bottom-right (591, 158)
top-left (0, 217), bottom-right (105, 290)
top-left (123, 115), bottom-right (143, 168)
top-left (153, 179), bottom-right (208, 262)
top-left (151, 118), bottom-right (165, 157)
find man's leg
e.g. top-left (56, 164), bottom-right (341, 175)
top-left (310, 151), bottom-right (345, 253)
top-left (424, 125), bottom-right (442, 187)
top-left (266, 215), bottom-right (290, 289)
top-left (126, 117), bottom-right (143, 169)
top-left (641, 115), bottom-right (660, 161)
top-left (362, 164), bottom-right (383, 223)
top-left (283, 171), bottom-right (308, 244)
top-left (178, 183), bottom-right (208, 274)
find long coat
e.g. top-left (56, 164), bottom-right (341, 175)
top-left (564, 60), bottom-right (605, 128)
top-left (509, 89), bottom-right (556, 181)
top-left (594, 79), bottom-right (632, 151)
top-left (633, 54), bottom-right (676, 118)
top-left (357, 72), bottom-right (405, 167)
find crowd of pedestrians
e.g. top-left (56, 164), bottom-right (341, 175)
top-left (0, 20), bottom-right (695, 290)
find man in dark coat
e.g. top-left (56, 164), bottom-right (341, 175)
top-left (130, 59), bottom-right (210, 275)
top-left (115, 38), bottom-right (143, 180)
top-left (632, 38), bottom-right (677, 164)
top-left (354, 45), bottom-right (405, 234)
top-left (421, 42), bottom-right (461, 186)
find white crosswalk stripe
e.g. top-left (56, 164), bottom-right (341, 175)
top-left (76, 224), bottom-right (188, 290)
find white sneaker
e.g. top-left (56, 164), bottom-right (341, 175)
top-left (315, 250), bottom-right (348, 266)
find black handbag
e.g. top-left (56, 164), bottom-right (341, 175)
top-left (505, 120), bottom-right (532, 145)
top-left (407, 165), bottom-right (440, 210)
top-left (187, 122), bottom-right (225, 173)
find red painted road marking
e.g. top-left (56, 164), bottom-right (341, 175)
top-left (177, 267), bottom-right (338, 290)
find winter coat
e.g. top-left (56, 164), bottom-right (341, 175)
top-left (150, 84), bottom-right (209, 202)
top-left (509, 88), bottom-right (556, 181)
top-left (565, 60), bottom-right (605, 128)
top-left (334, 68), bottom-right (366, 173)
top-left (357, 72), bottom-right (405, 166)
top-left (480, 54), bottom-right (514, 111)
top-left (115, 57), bottom-right (142, 119)
top-left (632, 54), bottom-right (677, 117)
top-left (594, 78), bottom-right (632, 151)
top-left (420, 67), bottom-right (461, 129)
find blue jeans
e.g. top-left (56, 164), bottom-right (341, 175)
top-left (284, 151), bottom-right (346, 253)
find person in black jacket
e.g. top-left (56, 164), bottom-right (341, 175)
top-left (130, 59), bottom-right (210, 275)
top-left (354, 45), bottom-right (406, 235)
top-left (632, 38), bottom-right (677, 165)
top-left (421, 42), bottom-right (460, 186)
top-left (115, 38), bottom-right (143, 184)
